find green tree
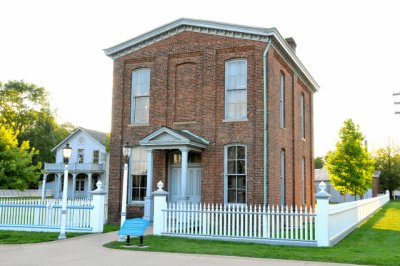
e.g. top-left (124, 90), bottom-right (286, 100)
top-left (374, 144), bottom-right (400, 199)
top-left (314, 156), bottom-right (325, 169)
top-left (0, 80), bottom-right (74, 165)
top-left (0, 122), bottom-right (41, 190)
top-left (326, 119), bottom-right (375, 200)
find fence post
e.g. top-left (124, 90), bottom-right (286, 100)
top-left (91, 181), bottom-right (106, 233)
top-left (152, 181), bottom-right (168, 235)
top-left (315, 181), bottom-right (330, 247)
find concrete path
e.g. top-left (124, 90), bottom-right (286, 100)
top-left (0, 231), bottom-right (362, 266)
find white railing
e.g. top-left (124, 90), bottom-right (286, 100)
top-left (44, 163), bottom-right (105, 172)
top-left (0, 183), bottom-right (106, 233)
top-left (315, 181), bottom-right (390, 246)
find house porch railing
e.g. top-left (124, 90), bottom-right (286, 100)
top-left (44, 163), bottom-right (105, 172)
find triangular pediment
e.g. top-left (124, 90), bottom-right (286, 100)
top-left (148, 131), bottom-right (184, 142)
top-left (139, 127), bottom-right (208, 150)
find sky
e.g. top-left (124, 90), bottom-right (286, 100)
top-left (1, 0), bottom-right (400, 157)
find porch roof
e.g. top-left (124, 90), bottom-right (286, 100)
top-left (139, 127), bottom-right (209, 151)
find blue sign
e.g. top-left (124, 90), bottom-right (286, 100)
top-left (119, 218), bottom-right (150, 236)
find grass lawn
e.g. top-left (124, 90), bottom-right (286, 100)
top-left (105, 200), bottom-right (400, 266)
top-left (0, 224), bottom-right (119, 244)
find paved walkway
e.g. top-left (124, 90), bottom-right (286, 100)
top-left (0, 230), bottom-right (362, 266)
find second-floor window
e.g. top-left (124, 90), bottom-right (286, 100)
top-left (225, 59), bottom-right (247, 120)
top-left (301, 93), bottom-right (305, 139)
top-left (93, 150), bottom-right (99, 164)
top-left (280, 72), bottom-right (285, 128)
top-left (78, 149), bottom-right (84, 164)
top-left (131, 68), bottom-right (150, 124)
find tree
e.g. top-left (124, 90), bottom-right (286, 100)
top-left (314, 156), bottom-right (325, 169)
top-left (0, 80), bottom-right (50, 134)
top-left (0, 122), bottom-right (41, 190)
top-left (0, 80), bottom-right (74, 165)
top-left (325, 119), bottom-right (375, 200)
top-left (374, 144), bottom-right (400, 199)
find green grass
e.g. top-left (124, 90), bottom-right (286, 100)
top-left (0, 231), bottom-right (86, 244)
top-left (0, 224), bottom-right (119, 244)
top-left (105, 200), bottom-right (400, 266)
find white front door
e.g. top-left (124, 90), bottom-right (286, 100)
top-left (169, 166), bottom-right (201, 203)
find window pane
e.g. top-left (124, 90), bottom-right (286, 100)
top-left (139, 162), bottom-right (147, 175)
top-left (140, 188), bottom-right (147, 200)
top-left (237, 160), bottom-right (245, 174)
top-left (237, 190), bottom-right (246, 203)
top-left (228, 161), bottom-right (236, 174)
top-left (228, 146), bottom-right (236, 159)
top-left (228, 175), bottom-right (236, 189)
top-left (228, 189), bottom-right (236, 203)
top-left (237, 175), bottom-right (246, 189)
top-left (132, 175), bottom-right (140, 187)
top-left (237, 146), bottom-right (245, 159)
top-left (132, 188), bottom-right (140, 201)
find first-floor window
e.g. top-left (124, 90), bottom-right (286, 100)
top-left (130, 147), bottom-right (147, 202)
top-left (76, 179), bottom-right (85, 191)
top-left (280, 149), bottom-right (286, 206)
top-left (132, 175), bottom-right (147, 201)
top-left (226, 145), bottom-right (247, 204)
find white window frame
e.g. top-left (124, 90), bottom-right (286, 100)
top-left (280, 72), bottom-right (285, 128)
top-left (131, 68), bottom-right (150, 124)
top-left (224, 144), bottom-right (247, 204)
top-left (280, 149), bottom-right (286, 206)
top-left (301, 93), bottom-right (305, 139)
top-left (224, 59), bottom-right (248, 121)
top-left (128, 147), bottom-right (147, 204)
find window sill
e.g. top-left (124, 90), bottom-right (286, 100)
top-left (223, 119), bottom-right (248, 123)
top-left (128, 202), bottom-right (145, 206)
top-left (128, 123), bottom-right (149, 127)
top-left (173, 121), bottom-right (197, 125)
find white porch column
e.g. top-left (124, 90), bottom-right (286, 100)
top-left (87, 173), bottom-right (93, 198)
top-left (41, 174), bottom-right (48, 199)
top-left (71, 173), bottom-right (77, 199)
top-left (179, 147), bottom-right (190, 202)
top-left (143, 149), bottom-right (154, 221)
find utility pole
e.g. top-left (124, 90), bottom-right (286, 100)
top-left (394, 92), bottom-right (400, 114)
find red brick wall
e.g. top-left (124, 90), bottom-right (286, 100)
top-left (108, 31), bottom-right (315, 223)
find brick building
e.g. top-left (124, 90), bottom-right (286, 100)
top-left (104, 18), bottom-right (319, 223)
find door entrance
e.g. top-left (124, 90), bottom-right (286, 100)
top-left (169, 166), bottom-right (201, 203)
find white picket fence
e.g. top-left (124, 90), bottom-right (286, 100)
top-left (0, 198), bottom-right (94, 232)
top-left (161, 202), bottom-right (316, 246)
top-left (153, 181), bottom-right (390, 247)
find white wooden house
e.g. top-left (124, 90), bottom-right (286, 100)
top-left (314, 167), bottom-right (380, 203)
top-left (41, 127), bottom-right (108, 199)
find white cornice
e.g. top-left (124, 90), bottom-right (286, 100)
top-left (104, 18), bottom-right (319, 91)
